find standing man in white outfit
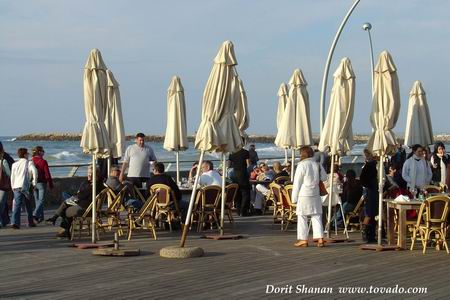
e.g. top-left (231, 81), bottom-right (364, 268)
top-left (10, 148), bottom-right (38, 229)
top-left (402, 144), bottom-right (432, 194)
top-left (291, 146), bottom-right (328, 247)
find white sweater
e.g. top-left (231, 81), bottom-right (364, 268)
top-left (10, 158), bottom-right (38, 190)
top-left (402, 156), bottom-right (432, 189)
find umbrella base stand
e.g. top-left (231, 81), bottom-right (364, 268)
top-left (72, 243), bottom-right (114, 249)
top-left (201, 234), bottom-right (243, 240)
top-left (92, 233), bottom-right (140, 256)
top-left (360, 244), bottom-right (401, 251)
top-left (160, 246), bottom-right (204, 259)
top-left (320, 237), bottom-right (354, 243)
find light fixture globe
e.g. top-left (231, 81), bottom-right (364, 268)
top-left (362, 22), bottom-right (372, 31)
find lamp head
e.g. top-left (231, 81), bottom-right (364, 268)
top-left (362, 22), bottom-right (372, 31)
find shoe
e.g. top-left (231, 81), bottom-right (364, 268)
top-left (46, 216), bottom-right (58, 226)
top-left (294, 240), bottom-right (308, 247)
top-left (317, 239), bottom-right (325, 247)
top-left (33, 216), bottom-right (43, 224)
top-left (28, 222), bottom-right (37, 227)
top-left (11, 224), bottom-right (20, 229)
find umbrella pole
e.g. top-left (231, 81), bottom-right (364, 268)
top-left (327, 154), bottom-right (335, 238)
top-left (107, 155), bottom-right (111, 177)
top-left (180, 150), bottom-right (205, 247)
top-left (284, 148), bottom-right (288, 165)
top-left (291, 148), bottom-right (295, 181)
top-left (378, 154), bottom-right (385, 245)
top-left (220, 153), bottom-right (227, 235)
top-left (176, 151), bottom-right (180, 186)
top-left (92, 153), bottom-right (97, 244)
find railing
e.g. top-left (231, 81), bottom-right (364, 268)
top-left (48, 155), bottom-right (366, 178)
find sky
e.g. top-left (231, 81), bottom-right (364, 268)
top-left (1, 0), bottom-right (449, 137)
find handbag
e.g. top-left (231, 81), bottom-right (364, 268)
top-left (318, 163), bottom-right (328, 196)
top-left (0, 159), bottom-right (12, 191)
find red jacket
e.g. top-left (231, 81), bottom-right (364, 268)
top-left (32, 156), bottom-right (53, 188)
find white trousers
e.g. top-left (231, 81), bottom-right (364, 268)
top-left (254, 184), bottom-right (269, 209)
top-left (297, 214), bottom-right (324, 240)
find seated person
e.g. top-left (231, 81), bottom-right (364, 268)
top-left (256, 164), bottom-right (274, 181)
top-left (283, 161), bottom-right (292, 177)
top-left (199, 161), bottom-right (222, 187)
top-left (147, 162), bottom-right (182, 211)
top-left (253, 161), bottom-right (286, 214)
top-left (335, 169), bottom-right (363, 227)
top-left (46, 165), bottom-right (104, 238)
top-left (105, 165), bottom-right (141, 212)
top-left (187, 161), bottom-right (199, 184)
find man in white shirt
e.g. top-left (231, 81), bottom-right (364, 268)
top-left (120, 133), bottom-right (157, 188)
top-left (10, 148), bottom-right (38, 229)
top-left (199, 161), bottom-right (222, 187)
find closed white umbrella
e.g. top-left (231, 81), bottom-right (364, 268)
top-left (105, 69), bottom-right (125, 177)
top-left (80, 48), bottom-right (110, 243)
top-left (276, 83), bottom-right (289, 164)
top-left (164, 76), bottom-right (188, 185)
top-left (291, 69), bottom-right (313, 149)
top-left (182, 41), bottom-right (243, 246)
top-left (367, 50), bottom-right (401, 247)
top-left (404, 81), bottom-right (433, 147)
top-left (235, 78), bottom-right (250, 140)
top-left (319, 57), bottom-right (356, 238)
top-left (274, 81), bottom-right (296, 179)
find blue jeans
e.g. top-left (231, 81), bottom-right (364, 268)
top-left (12, 190), bottom-right (34, 227)
top-left (33, 183), bottom-right (46, 221)
top-left (0, 190), bottom-right (9, 227)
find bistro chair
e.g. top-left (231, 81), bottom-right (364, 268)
top-left (423, 185), bottom-right (442, 195)
top-left (269, 182), bottom-right (287, 229)
top-left (196, 185), bottom-right (221, 232)
top-left (344, 195), bottom-right (365, 233)
top-left (70, 188), bottom-right (109, 241)
top-left (126, 191), bottom-right (158, 241)
top-left (225, 183), bottom-right (239, 224)
top-left (274, 176), bottom-right (290, 185)
top-left (410, 195), bottom-right (450, 254)
top-left (102, 186), bottom-right (129, 236)
top-left (150, 184), bottom-right (181, 232)
top-left (281, 184), bottom-right (296, 231)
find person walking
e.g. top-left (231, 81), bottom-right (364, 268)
top-left (0, 145), bottom-right (12, 228)
top-left (229, 144), bottom-right (251, 216)
top-left (120, 133), bottom-right (157, 188)
top-left (359, 149), bottom-right (378, 243)
top-left (291, 146), bottom-right (328, 247)
top-left (10, 148), bottom-right (38, 229)
top-left (31, 146), bottom-right (53, 223)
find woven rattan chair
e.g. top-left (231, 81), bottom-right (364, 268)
top-left (196, 185), bottom-right (221, 232)
top-left (410, 195), bottom-right (450, 254)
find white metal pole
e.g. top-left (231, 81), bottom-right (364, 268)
top-left (180, 150), bottom-right (205, 247)
top-left (176, 151), bottom-right (180, 186)
top-left (91, 154), bottom-right (97, 243)
top-left (378, 154), bottom-right (385, 245)
top-left (327, 154), bottom-right (335, 238)
top-left (291, 148), bottom-right (295, 181)
top-left (220, 153), bottom-right (226, 235)
top-left (284, 148), bottom-right (288, 165)
top-left (319, 0), bottom-right (361, 134)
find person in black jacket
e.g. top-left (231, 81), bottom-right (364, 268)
top-left (430, 142), bottom-right (449, 187)
top-left (147, 162), bottom-right (182, 208)
top-left (229, 146), bottom-right (251, 216)
top-left (46, 165), bottom-right (104, 238)
top-left (359, 149), bottom-right (378, 243)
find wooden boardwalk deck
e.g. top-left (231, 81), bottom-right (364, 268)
top-left (0, 212), bottom-right (448, 299)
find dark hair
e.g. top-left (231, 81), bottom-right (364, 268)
top-left (0, 141), bottom-right (3, 153)
top-left (204, 160), bottom-right (213, 171)
top-left (17, 148), bottom-right (28, 158)
top-left (407, 144), bottom-right (423, 159)
top-left (345, 169), bottom-right (356, 180)
top-left (135, 133), bottom-right (145, 139)
top-left (389, 162), bottom-right (401, 171)
top-left (433, 142), bottom-right (445, 154)
top-left (153, 162), bottom-right (165, 173)
top-left (32, 146), bottom-right (44, 157)
top-left (299, 146), bottom-right (314, 160)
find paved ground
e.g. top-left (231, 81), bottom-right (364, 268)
top-left (0, 211), bottom-right (448, 299)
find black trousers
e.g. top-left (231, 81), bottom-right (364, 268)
top-left (55, 202), bottom-right (83, 231)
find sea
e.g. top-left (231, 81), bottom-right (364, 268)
top-left (0, 136), bottom-right (368, 178)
